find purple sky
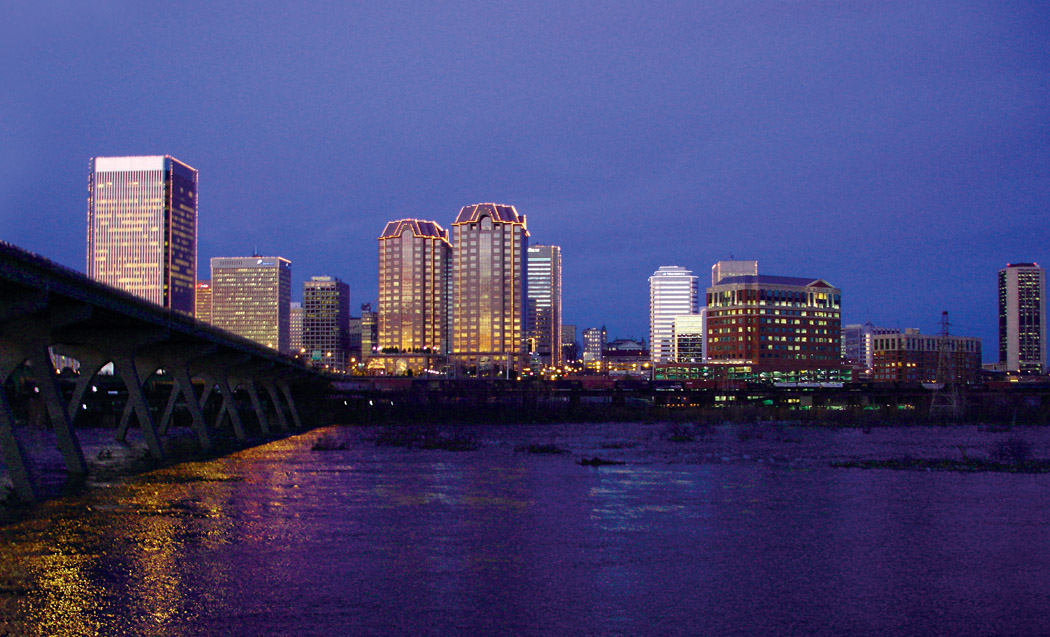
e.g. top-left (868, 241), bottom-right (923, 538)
top-left (2, 1), bottom-right (1047, 359)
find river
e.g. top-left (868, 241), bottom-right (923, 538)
top-left (2, 422), bottom-right (1049, 635)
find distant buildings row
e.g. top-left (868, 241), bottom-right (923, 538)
top-left (83, 154), bottom-right (1047, 382)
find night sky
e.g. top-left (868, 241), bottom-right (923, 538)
top-left (2, 2), bottom-right (1047, 359)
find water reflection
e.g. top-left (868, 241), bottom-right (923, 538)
top-left (0, 423), bottom-right (1049, 634)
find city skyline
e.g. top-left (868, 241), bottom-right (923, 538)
top-left (2, 3), bottom-right (1048, 359)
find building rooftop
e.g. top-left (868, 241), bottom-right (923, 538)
top-left (713, 274), bottom-right (836, 289)
top-left (379, 219), bottom-right (450, 243)
top-left (453, 203), bottom-right (528, 230)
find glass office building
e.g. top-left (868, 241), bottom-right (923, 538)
top-left (87, 155), bottom-right (197, 315)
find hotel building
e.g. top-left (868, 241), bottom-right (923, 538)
top-left (998, 263), bottom-right (1046, 374)
top-left (649, 266), bottom-right (699, 364)
top-left (450, 203), bottom-right (529, 376)
top-left (210, 256), bottom-right (291, 351)
top-left (87, 155), bottom-right (197, 315)
top-left (303, 276), bottom-right (351, 371)
top-left (704, 273), bottom-right (847, 382)
top-left (526, 245), bottom-right (562, 368)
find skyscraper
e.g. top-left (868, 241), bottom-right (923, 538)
top-left (999, 263), bottom-right (1046, 374)
top-left (377, 219), bottom-right (451, 357)
top-left (649, 266), bottom-right (699, 364)
top-left (210, 256), bottom-right (291, 351)
top-left (87, 155), bottom-right (197, 315)
top-left (450, 203), bottom-right (529, 376)
top-left (526, 245), bottom-right (562, 368)
top-left (303, 276), bottom-right (351, 371)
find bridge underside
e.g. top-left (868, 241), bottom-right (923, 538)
top-left (1, 242), bottom-right (320, 501)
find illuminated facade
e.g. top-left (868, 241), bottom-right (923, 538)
top-left (526, 245), bottom-right (562, 368)
top-left (999, 263), bottom-right (1046, 374)
top-left (210, 256), bottom-right (291, 351)
top-left (195, 280), bottom-right (212, 323)
top-left (377, 219), bottom-right (451, 360)
top-left (706, 274), bottom-right (842, 372)
top-left (303, 276), bottom-right (351, 370)
top-left (650, 266), bottom-right (699, 364)
top-left (673, 314), bottom-right (706, 363)
top-left (450, 203), bottom-right (529, 376)
top-left (87, 155), bottom-right (197, 315)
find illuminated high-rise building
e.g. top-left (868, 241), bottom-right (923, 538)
top-left (289, 301), bottom-right (303, 356)
top-left (87, 155), bottom-right (197, 315)
top-left (303, 276), bottom-right (351, 371)
top-left (377, 219), bottom-right (451, 357)
top-left (526, 245), bottom-right (562, 368)
top-left (210, 256), bottom-right (291, 351)
top-left (195, 280), bottom-right (212, 323)
top-left (999, 263), bottom-right (1046, 373)
top-left (450, 203), bottom-right (529, 376)
top-left (649, 266), bottom-right (699, 364)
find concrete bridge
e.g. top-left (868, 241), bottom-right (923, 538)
top-left (1, 241), bottom-right (321, 502)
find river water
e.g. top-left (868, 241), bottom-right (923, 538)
top-left (2, 422), bottom-right (1049, 635)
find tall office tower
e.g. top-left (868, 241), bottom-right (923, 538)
top-left (377, 219), bottom-right (452, 356)
top-left (303, 276), bottom-right (351, 371)
top-left (450, 203), bottom-right (529, 376)
top-left (711, 259), bottom-right (758, 286)
top-left (561, 324), bottom-right (578, 365)
top-left (999, 263), bottom-right (1046, 373)
top-left (195, 280), bottom-right (212, 323)
top-left (582, 326), bottom-right (607, 371)
top-left (673, 314), bottom-right (706, 363)
top-left (707, 273), bottom-right (844, 381)
top-left (87, 155), bottom-right (197, 315)
top-left (649, 266), bottom-right (699, 364)
top-left (526, 245), bottom-right (562, 368)
top-left (210, 256), bottom-right (291, 351)
top-left (289, 301), bottom-right (303, 355)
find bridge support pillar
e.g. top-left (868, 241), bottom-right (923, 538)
top-left (262, 379), bottom-right (290, 432)
top-left (0, 388), bottom-right (36, 502)
top-left (1, 328), bottom-right (87, 477)
top-left (243, 380), bottom-right (271, 435)
top-left (277, 379), bottom-right (303, 430)
top-left (112, 355), bottom-right (164, 459)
